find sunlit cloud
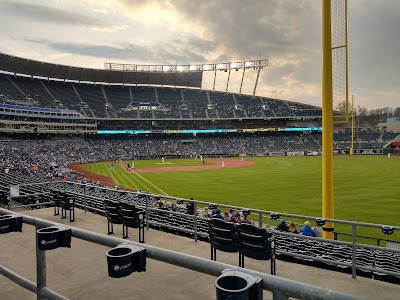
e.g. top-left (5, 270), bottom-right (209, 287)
top-left (0, 0), bottom-right (398, 108)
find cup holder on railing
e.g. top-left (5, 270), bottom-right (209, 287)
top-left (215, 269), bottom-right (263, 300)
top-left (382, 226), bottom-right (394, 235)
top-left (0, 214), bottom-right (23, 234)
top-left (270, 212), bottom-right (280, 220)
top-left (106, 244), bottom-right (146, 278)
top-left (37, 226), bottom-right (72, 250)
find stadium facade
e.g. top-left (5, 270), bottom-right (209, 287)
top-left (0, 53), bottom-right (398, 158)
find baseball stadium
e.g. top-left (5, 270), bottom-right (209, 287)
top-left (1, 1), bottom-right (400, 300)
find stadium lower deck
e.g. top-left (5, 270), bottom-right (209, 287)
top-left (2, 207), bottom-right (400, 300)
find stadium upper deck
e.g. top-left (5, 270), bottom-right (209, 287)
top-left (0, 53), bottom-right (322, 121)
top-left (0, 72), bottom-right (322, 120)
top-left (0, 53), bottom-right (202, 87)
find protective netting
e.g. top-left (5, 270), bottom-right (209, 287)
top-left (331, 0), bottom-right (348, 121)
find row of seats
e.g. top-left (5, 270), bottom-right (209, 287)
top-left (208, 218), bottom-right (275, 273)
top-left (104, 199), bottom-right (145, 242)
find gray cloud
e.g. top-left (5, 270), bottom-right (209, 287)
top-left (1, 0), bottom-right (399, 108)
top-left (148, 0), bottom-right (319, 59)
top-left (1, 2), bottom-right (115, 29)
top-left (132, 0), bottom-right (398, 106)
top-left (25, 38), bottom-right (207, 65)
top-left (141, 1), bottom-right (320, 94)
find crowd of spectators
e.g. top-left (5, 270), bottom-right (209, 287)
top-left (275, 219), bottom-right (315, 236)
top-left (195, 206), bottom-right (253, 225)
top-left (1, 130), bottom-right (398, 180)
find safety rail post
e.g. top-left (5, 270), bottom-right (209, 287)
top-left (83, 185), bottom-right (87, 213)
top-left (35, 223), bottom-right (46, 300)
top-left (272, 290), bottom-right (289, 300)
top-left (258, 211), bottom-right (263, 228)
top-left (145, 194), bottom-right (150, 230)
top-left (8, 195), bottom-right (12, 210)
top-left (193, 201), bottom-right (198, 242)
top-left (351, 224), bottom-right (357, 279)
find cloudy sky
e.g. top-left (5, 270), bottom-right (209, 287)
top-left (0, 0), bottom-right (399, 109)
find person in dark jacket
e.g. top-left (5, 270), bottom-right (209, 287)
top-left (276, 219), bottom-right (289, 232)
top-left (212, 208), bottom-right (225, 220)
top-left (186, 199), bottom-right (195, 215)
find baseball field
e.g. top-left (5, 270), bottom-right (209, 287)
top-left (79, 155), bottom-right (400, 241)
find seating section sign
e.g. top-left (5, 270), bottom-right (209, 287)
top-left (9, 186), bottom-right (19, 197)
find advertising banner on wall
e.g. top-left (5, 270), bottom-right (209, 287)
top-left (353, 149), bottom-right (383, 155)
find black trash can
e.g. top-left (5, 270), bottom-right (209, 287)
top-left (215, 269), bottom-right (262, 300)
top-left (37, 227), bottom-right (61, 250)
top-left (106, 247), bottom-right (134, 278)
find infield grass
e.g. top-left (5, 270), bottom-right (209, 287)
top-left (83, 156), bottom-right (400, 241)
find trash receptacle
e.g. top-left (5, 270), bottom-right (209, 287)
top-left (215, 269), bottom-right (262, 300)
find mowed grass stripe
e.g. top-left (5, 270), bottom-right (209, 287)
top-left (129, 173), bottom-right (155, 192)
top-left (130, 171), bottom-right (169, 195)
top-left (112, 165), bottom-right (160, 193)
top-left (112, 165), bottom-right (135, 188)
top-left (113, 166), bottom-right (154, 191)
top-left (84, 163), bottom-right (136, 189)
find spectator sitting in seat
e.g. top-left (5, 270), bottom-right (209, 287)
top-left (233, 212), bottom-right (241, 224)
top-left (186, 199), bottom-right (195, 215)
top-left (276, 219), bottom-right (289, 232)
top-left (224, 211), bottom-right (232, 221)
top-left (240, 210), bottom-right (252, 224)
top-left (300, 221), bottom-right (317, 237)
top-left (156, 200), bottom-right (165, 210)
top-left (170, 202), bottom-right (178, 212)
top-left (212, 208), bottom-right (225, 220)
top-left (199, 207), bottom-right (210, 218)
top-left (289, 222), bottom-right (298, 234)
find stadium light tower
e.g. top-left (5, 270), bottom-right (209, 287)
top-left (105, 59), bottom-right (268, 95)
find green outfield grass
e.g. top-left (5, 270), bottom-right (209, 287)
top-left (83, 156), bottom-right (400, 241)
top-left (117, 159), bottom-right (212, 168)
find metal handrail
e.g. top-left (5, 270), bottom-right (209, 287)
top-left (6, 182), bottom-right (400, 279)
top-left (0, 208), bottom-right (363, 300)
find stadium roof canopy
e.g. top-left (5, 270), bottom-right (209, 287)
top-left (0, 53), bottom-right (203, 87)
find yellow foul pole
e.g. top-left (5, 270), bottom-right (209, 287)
top-left (322, 0), bottom-right (334, 239)
top-left (350, 95), bottom-right (355, 155)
